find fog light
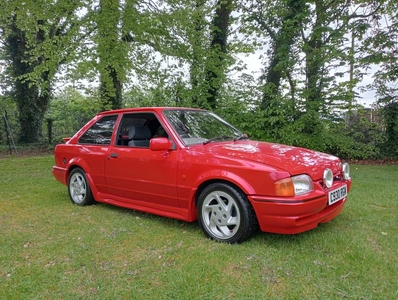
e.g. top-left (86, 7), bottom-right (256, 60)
top-left (323, 168), bottom-right (333, 188)
top-left (342, 163), bottom-right (350, 180)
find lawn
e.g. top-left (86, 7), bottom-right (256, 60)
top-left (0, 155), bottom-right (397, 299)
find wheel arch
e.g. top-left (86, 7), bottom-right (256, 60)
top-left (67, 164), bottom-right (81, 179)
top-left (193, 170), bottom-right (256, 205)
top-left (67, 165), bottom-right (96, 205)
top-left (192, 176), bottom-right (258, 224)
top-left (65, 160), bottom-right (98, 197)
top-left (65, 157), bottom-right (91, 181)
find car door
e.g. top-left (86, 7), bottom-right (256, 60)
top-left (104, 112), bottom-right (179, 208)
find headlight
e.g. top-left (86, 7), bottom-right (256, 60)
top-left (323, 168), bottom-right (333, 188)
top-left (275, 175), bottom-right (314, 197)
top-left (342, 163), bottom-right (350, 180)
top-left (292, 174), bottom-right (314, 195)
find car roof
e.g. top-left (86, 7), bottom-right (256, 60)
top-left (96, 107), bottom-right (207, 116)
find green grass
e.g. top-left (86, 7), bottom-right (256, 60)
top-left (0, 155), bottom-right (397, 299)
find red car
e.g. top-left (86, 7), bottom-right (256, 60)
top-left (52, 107), bottom-right (352, 243)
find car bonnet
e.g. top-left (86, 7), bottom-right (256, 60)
top-left (197, 140), bottom-right (342, 180)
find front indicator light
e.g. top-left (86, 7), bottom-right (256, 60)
top-left (274, 178), bottom-right (295, 197)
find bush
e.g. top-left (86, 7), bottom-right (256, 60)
top-left (44, 88), bottom-right (103, 144)
top-left (217, 104), bottom-right (386, 160)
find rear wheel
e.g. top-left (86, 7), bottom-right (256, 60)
top-left (197, 182), bottom-right (258, 243)
top-left (68, 168), bottom-right (95, 206)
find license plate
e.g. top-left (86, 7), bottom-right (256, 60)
top-left (328, 185), bottom-right (347, 205)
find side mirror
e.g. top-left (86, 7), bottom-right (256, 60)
top-left (150, 137), bottom-right (173, 151)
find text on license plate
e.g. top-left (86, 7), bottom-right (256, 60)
top-left (328, 185), bottom-right (347, 205)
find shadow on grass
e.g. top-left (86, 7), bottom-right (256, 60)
top-left (82, 200), bottom-right (344, 246)
top-left (93, 202), bottom-right (200, 231)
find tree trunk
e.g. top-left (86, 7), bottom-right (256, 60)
top-left (98, 0), bottom-right (123, 110)
top-left (301, 0), bottom-right (325, 134)
top-left (203, 0), bottom-right (233, 110)
top-left (99, 65), bottom-right (123, 110)
top-left (190, 0), bottom-right (206, 107)
top-left (261, 0), bottom-right (307, 110)
top-left (6, 21), bottom-right (50, 143)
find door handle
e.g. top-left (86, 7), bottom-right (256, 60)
top-left (109, 153), bottom-right (118, 158)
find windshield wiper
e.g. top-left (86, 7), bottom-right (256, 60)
top-left (234, 134), bottom-right (249, 141)
top-left (203, 135), bottom-right (234, 145)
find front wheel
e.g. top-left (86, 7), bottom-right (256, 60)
top-left (197, 182), bottom-right (258, 243)
top-left (68, 168), bottom-right (95, 206)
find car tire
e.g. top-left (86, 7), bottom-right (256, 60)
top-left (68, 168), bottom-right (95, 206)
top-left (197, 182), bottom-right (258, 243)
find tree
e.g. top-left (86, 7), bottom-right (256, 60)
top-left (363, 0), bottom-right (398, 156)
top-left (174, 0), bottom-right (234, 109)
top-left (381, 102), bottom-right (398, 157)
top-left (118, 0), bottom-right (236, 110)
top-left (97, 0), bottom-right (124, 110)
top-left (242, 0), bottom-right (308, 110)
top-left (46, 87), bottom-right (103, 141)
top-left (96, 0), bottom-right (136, 110)
top-left (0, 0), bottom-right (84, 143)
top-left (203, 0), bottom-right (234, 109)
top-left (298, 1), bottom-right (382, 133)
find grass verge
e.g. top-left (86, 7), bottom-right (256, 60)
top-left (0, 155), bottom-right (397, 299)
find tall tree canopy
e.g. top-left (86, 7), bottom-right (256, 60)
top-left (0, 0), bottom-right (84, 142)
top-left (0, 0), bottom-right (396, 158)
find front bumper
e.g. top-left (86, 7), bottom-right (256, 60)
top-left (249, 181), bottom-right (351, 234)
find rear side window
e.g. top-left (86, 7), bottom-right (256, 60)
top-left (79, 115), bottom-right (117, 145)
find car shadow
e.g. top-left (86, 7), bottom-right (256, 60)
top-left (68, 201), bottom-right (343, 246)
top-left (94, 202), bottom-right (200, 231)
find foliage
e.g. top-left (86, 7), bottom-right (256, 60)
top-left (0, 95), bottom-right (19, 145)
top-left (0, 0), bottom-right (85, 143)
top-left (380, 101), bottom-right (398, 157)
top-left (0, 0), bottom-right (397, 159)
top-left (361, 1), bottom-right (398, 158)
top-left (361, 0), bottom-right (397, 101)
top-left (45, 88), bottom-right (103, 143)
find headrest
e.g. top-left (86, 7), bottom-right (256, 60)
top-left (128, 126), bottom-right (151, 140)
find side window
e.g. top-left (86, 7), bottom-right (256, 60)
top-left (79, 115), bottom-right (118, 145)
top-left (116, 112), bottom-right (168, 147)
top-left (118, 116), bottom-right (147, 136)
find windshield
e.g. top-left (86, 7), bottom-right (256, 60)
top-left (163, 110), bottom-right (245, 146)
